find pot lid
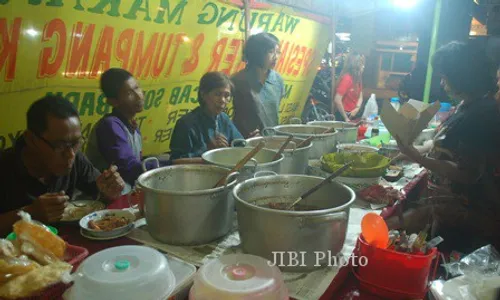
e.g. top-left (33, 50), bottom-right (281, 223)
top-left (192, 254), bottom-right (287, 298)
top-left (67, 246), bottom-right (175, 300)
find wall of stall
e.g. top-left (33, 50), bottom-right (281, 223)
top-left (0, 0), bottom-right (330, 155)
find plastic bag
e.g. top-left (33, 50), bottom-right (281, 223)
top-left (431, 245), bottom-right (500, 300)
top-left (431, 275), bottom-right (500, 300)
top-left (362, 93), bottom-right (378, 119)
top-left (442, 244), bottom-right (500, 278)
top-left (13, 211), bottom-right (66, 264)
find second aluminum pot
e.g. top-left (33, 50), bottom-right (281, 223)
top-left (265, 125), bottom-right (338, 159)
top-left (202, 147), bottom-right (284, 181)
top-left (231, 136), bottom-right (312, 174)
top-left (307, 121), bottom-right (358, 144)
top-left (136, 164), bottom-right (238, 246)
top-left (233, 174), bottom-right (356, 272)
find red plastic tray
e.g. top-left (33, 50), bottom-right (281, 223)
top-left (0, 243), bottom-right (88, 300)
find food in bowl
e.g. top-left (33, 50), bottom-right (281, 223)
top-left (358, 185), bottom-right (404, 205)
top-left (321, 152), bottom-right (390, 178)
top-left (80, 210), bottom-right (135, 238)
top-left (254, 196), bottom-right (322, 211)
top-left (88, 215), bottom-right (131, 231)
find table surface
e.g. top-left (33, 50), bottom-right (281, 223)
top-left (57, 168), bottom-right (428, 300)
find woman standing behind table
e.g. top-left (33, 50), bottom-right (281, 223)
top-left (333, 52), bottom-right (365, 122)
top-left (169, 72), bottom-right (243, 160)
top-left (388, 42), bottom-right (500, 253)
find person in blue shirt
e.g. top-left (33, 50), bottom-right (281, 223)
top-left (170, 72), bottom-right (243, 160)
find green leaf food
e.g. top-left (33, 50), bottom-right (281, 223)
top-left (321, 152), bottom-right (390, 178)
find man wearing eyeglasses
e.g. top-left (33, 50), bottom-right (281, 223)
top-left (0, 95), bottom-right (125, 236)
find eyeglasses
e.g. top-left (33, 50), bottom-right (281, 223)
top-left (36, 135), bottom-right (85, 153)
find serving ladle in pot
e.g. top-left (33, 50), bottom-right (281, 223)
top-left (295, 126), bottom-right (336, 149)
top-left (272, 135), bottom-right (294, 161)
top-left (286, 161), bottom-right (353, 210)
top-left (213, 141), bottom-right (266, 188)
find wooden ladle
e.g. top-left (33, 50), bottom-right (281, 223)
top-left (272, 135), bottom-right (294, 161)
top-left (213, 141), bottom-right (266, 188)
top-left (295, 126), bottom-right (336, 149)
top-left (286, 161), bottom-right (353, 210)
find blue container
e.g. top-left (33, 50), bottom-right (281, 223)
top-left (439, 102), bottom-right (451, 112)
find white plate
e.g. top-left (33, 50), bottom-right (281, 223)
top-left (337, 143), bottom-right (379, 153)
top-left (80, 227), bottom-right (132, 240)
top-left (335, 176), bottom-right (381, 192)
top-left (61, 200), bottom-right (106, 222)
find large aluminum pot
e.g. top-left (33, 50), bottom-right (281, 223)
top-left (202, 147), bottom-right (284, 181)
top-left (264, 125), bottom-right (337, 159)
top-left (232, 136), bottom-right (312, 174)
top-left (307, 121), bottom-right (358, 144)
top-left (234, 174), bottom-right (356, 272)
top-left (136, 164), bottom-right (239, 245)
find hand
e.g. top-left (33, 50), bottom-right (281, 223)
top-left (389, 153), bottom-right (408, 165)
top-left (29, 191), bottom-right (69, 223)
top-left (394, 135), bottom-right (421, 162)
top-left (248, 129), bottom-right (260, 138)
top-left (208, 134), bottom-right (228, 149)
top-left (350, 107), bottom-right (360, 117)
top-left (97, 165), bottom-right (125, 200)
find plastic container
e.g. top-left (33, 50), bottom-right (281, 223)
top-left (390, 97), bottom-right (400, 112)
top-left (362, 94), bottom-right (378, 118)
top-left (65, 246), bottom-right (175, 300)
top-left (6, 225), bottom-right (58, 240)
top-left (435, 102), bottom-right (451, 123)
top-left (189, 254), bottom-right (288, 300)
top-left (354, 236), bottom-right (439, 299)
top-left (168, 255), bottom-right (197, 300)
top-left (64, 243), bottom-right (90, 271)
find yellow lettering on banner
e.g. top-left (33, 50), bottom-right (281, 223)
top-left (0, 0), bottom-right (329, 154)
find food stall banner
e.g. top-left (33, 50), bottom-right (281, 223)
top-left (0, 0), bottom-right (329, 155)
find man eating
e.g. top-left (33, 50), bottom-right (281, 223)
top-left (0, 95), bottom-right (125, 236)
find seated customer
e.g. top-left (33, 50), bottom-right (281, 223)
top-left (0, 95), bottom-right (125, 236)
top-left (170, 72), bottom-right (243, 159)
top-left (86, 68), bottom-right (163, 194)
